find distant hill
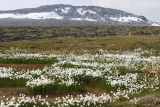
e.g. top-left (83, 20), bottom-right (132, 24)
top-left (0, 4), bottom-right (159, 26)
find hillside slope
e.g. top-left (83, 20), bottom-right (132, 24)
top-left (0, 4), bottom-right (159, 26)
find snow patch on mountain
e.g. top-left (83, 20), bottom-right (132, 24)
top-left (71, 18), bottom-right (96, 21)
top-left (77, 8), bottom-right (88, 15)
top-left (109, 16), bottom-right (144, 22)
top-left (88, 10), bottom-right (97, 14)
top-left (101, 18), bottom-right (106, 22)
top-left (77, 8), bottom-right (96, 15)
top-left (85, 18), bottom-right (97, 21)
top-left (55, 7), bottom-right (71, 14)
top-left (152, 23), bottom-right (160, 26)
top-left (71, 18), bottom-right (83, 21)
top-left (0, 12), bottom-right (63, 19)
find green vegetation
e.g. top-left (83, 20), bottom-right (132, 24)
top-left (0, 78), bottom-right (26, 87)
top-left (0, 57), bottom-right (58, 64)
top-left (0, 36), bottom-right (160, 54)
top-left (0, 26), bottom-right (159, 54)
top-left (29, 84), bottom-right (84, 95)
top-left (18, 102), bottom-right (51, 107)
top-left (0, 26), bottom-right (160, 39)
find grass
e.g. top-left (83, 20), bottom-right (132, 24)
top-left (29, 83), bottom-right (85, 95)
top-left (1, 26), bottom-right (160, 38)
top-left (112, 65), bottom-right (144, 75)
top-left (4, 100), bottom-right (137, 107)
top-left (128, 89), bottom-right (160, 99)
top-left (0, 36), bottom-right (160, 53)
top-left (0, 57), bottom-right (58, 64)
top-left (0, 37), bottom-right (159, 106)
top-left (17, 102), bottom-right (51, 107)
top-left (0, 78), bottom-right (26, 87)
top-left (74, 76), bottom-right (124, 92)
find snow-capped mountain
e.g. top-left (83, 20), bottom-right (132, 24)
top-left (0, 4), bottom-right (159, 26)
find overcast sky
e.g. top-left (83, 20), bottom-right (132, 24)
top-left (0, 0), bottom-right (159, 22)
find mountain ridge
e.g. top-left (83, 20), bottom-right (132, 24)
top-left (0, 4), bottom-right (159, 26)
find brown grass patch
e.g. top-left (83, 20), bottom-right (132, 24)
top-left (0, 64), bottom-right (46, 70)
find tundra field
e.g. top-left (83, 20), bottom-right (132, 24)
top-left (0, 27), bottom-right (160, 107)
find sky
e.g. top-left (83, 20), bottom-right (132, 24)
top-left (0, 0), bottom-right (159, 22)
